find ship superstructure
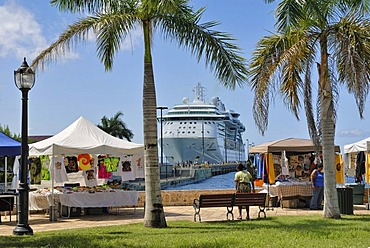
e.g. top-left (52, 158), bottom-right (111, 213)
top-left (160, 83), bottom-right (246, 165)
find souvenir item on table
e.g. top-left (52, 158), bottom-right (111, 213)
top-left (29, 157), bottom-right (42, 184)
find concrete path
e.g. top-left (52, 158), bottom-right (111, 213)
top-left (0, 205), bottom-right (368, 236)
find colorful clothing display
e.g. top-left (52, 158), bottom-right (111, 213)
top-left (29, 157), bottom-right (41, 184)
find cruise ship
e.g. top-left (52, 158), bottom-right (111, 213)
top-left (160, 83), bottom-right (246, 165)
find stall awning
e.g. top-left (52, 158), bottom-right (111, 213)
top-left (249, 137), bottom-right (340, 154)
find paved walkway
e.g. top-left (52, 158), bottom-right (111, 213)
top-left (0, 205), bottom-right (369, 236)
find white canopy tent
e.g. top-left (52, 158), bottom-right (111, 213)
top-left (343, 137), bottom-right (370, 171)
top-left (27, 116), bottom-right (144, 219)
top-left (29, 116), bottom-right (143, 156)
top-left (28, 116), bottom-right (144, 187)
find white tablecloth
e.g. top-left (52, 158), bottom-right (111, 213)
top-left (29, 191), bottom-right (61, 210)
top-left (59, 191), bottom-right (138, 208)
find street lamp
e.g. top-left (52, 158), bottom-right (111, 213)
top-left (157, 106), bottom-right (168, 180)
top-left (13, 58), bottom-right (34, 236)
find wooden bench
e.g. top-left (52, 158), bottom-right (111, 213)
top-left (193, 193), bottom-right (234, 222)
top-left (193, 193), bottom-right (267, 222)
top-left (234, 193), bottom-right (267, 220)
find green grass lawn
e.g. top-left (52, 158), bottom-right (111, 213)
top-left (1, 215), bottom-right (369, 248)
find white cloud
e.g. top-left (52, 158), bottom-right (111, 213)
top-left (338, 129), bottom-right (369, 137)
top-left (0, 1), bottom-right (47, 60)
top-left (121, 27), bottom-right (142, 52)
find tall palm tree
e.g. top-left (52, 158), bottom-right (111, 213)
top-left (98, 111), bottom-right (134, 141)
top-left (250, 0), bottom-right (370, 218)
top-left (31, 0), bottom-right (248, 227)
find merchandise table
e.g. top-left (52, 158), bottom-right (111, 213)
top-left (29, 190), bottom-right (61, 211)
top-left (59, 190), bottom-right (138, 208)
top-left (265, 181), bottom-right (312, 201)
top-left (0, 193), bottom-right (17, 222)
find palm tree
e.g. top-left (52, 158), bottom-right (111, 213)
top-left (250, 0), bottom-right (370, 218)
top-left (31, 0), bottom-right (248, 227)
top-left (98, 111), bottom-right (134, 141)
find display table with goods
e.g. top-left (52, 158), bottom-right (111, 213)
top-left (264, 180), bottom-right (312, 208)
top-left (29, 186), bottom-right (138, 217)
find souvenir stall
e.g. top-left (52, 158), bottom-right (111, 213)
top-left (250, 138), bottom-right (342, 208)
top-left (0, 132), bottom-right (20, 221)
top-left (27, 116), bottom-right (144, 218)
top-left (343, 137), bottom-right (370, 182)
top-left (343, 137), bottom-right (370, 204)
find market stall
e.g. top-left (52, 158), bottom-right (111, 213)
top-left (250, 138), bottom-right (342, 207)
top-left (0, 132), bottom-right (21, 192)
top-left (27, 116), bottom-right (144, 217)
top-left (343, 137), bottom-right (369, 204)
top-left (343, 137), bottom-right (370, 183)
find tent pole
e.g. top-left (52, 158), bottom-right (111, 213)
top-left (5, 156), bottom-right (7, 192)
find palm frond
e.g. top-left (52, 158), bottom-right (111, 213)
top-left (31, 16), bottom-right (100, 70)
top-left (275, 0), bottom-right (306, 32)
top-left (94, 12), bottom-right (137, 70)
top-left (50, 0), bottom-right (123, 13)
top-left (333, 13), bottom-right (370, 118)
top-left (248, 29), bottom-right (317, 134)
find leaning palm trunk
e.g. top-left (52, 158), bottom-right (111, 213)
top-left (142, 20), bottom-right (167, 227)
top-left (319, 39), bottom-right (340, 218)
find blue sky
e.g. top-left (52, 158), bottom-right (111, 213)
top-left (0, 0), bottom-right (369, 152)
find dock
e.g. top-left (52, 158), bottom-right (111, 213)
top-left (121, 163), bottom-right (237, 191)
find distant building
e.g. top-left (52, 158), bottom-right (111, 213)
top-left (29, 135), bottom-right (52, 143)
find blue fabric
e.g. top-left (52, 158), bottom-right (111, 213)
top-left (314, 171), bottom-right (324, 187)
top-left (0, 132), bottom-right (21, 156)
top-left (254, 154), bottom-right (264, 179)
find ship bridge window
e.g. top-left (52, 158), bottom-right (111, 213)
top-left (188, 131), bottom-right (191, 133)
top-left (192, 131), bottom-right (195, 133)
top-left (190, 122), bottom-right (192, 124)
top-left (182, 131), bottom-right (185, 134)
top-left (194, 122), bottom-right (197, 124)
top-left (180, 122), bottom-right (182, 124)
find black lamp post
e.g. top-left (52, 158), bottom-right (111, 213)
top-left (13, 58), bottom-right (34, 236)
top-left (156, 106), bottom-right (168, 180)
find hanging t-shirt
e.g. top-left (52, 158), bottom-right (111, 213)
top-left (132, 154), bottom-right (144, 178)
top-left (40, 155), bottom-right (51, 180)
top-left (118, 156), bottom-right (135, 181)
top-left (104, 157), bottom-right (120, 172)
top-left (97, 155), bottom-right (112, 179)
top-left (51, 156), bottom-right (69, 183)
top-left (29, 157), bottom-right (41, 185)
top-left (77, 154), bottom-right (92, 171)
top-left (83, 169), bottom-right (98, 187)
top-left (65, 156), bottom-right (78, 173)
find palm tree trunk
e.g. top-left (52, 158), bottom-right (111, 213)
top-left (142, 19), bottom-right (167, 228)
top-left (319, 37), bottom-right (341, 219)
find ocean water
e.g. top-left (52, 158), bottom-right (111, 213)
top-left (164, 173), bottom-right (368, 190)
top-left (165, 172), bottom-right (235, 190)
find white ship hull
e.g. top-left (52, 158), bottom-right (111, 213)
top-left (160, 83), bottom-right (246, 165)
